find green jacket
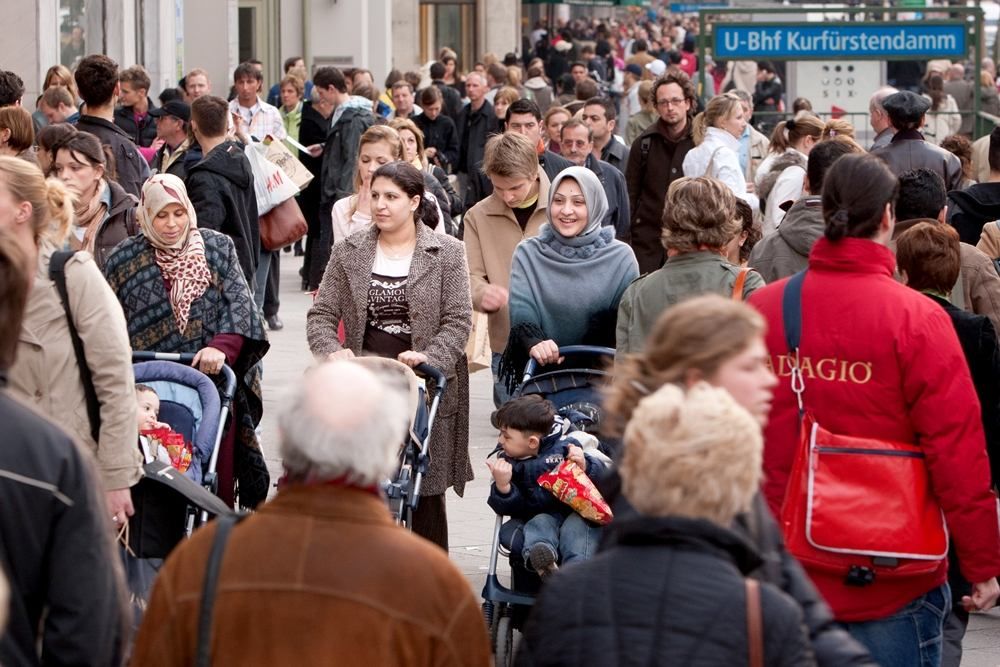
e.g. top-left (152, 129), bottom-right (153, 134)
top-left (615, 251), bottom-right (764, 359)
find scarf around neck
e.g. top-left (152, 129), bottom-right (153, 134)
top-left (138, 174), bottom-right (212, 335)
top-left (73, 179), bottom-right (109, 253)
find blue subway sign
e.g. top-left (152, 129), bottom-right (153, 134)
top-left (713, 23), bottom-right (967, 60)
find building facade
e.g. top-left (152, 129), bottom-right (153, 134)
top-left (5, 0), bottom-right (521, 108)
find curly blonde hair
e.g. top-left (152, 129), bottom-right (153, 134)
top-left (621, 382), bottom-right (762, 525)
top-left (661, 177), bottom-right (741, 252)
top-left (604, 294), bottom-right (765, 437)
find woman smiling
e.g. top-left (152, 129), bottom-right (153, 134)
top-left (500, 166), bottom-right (638, 390)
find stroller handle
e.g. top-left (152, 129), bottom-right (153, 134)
top-left (522, 345), bottom-right (615, 381)
top-left (413, 362), bottom-right (447, 393)
top-left (132, 351), bottom-right (238, 401)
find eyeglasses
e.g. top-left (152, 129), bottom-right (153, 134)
top-left (656, 97), bottom-right (687, 108)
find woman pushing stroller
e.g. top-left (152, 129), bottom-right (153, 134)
top-left (104, 173), bottom-right (269, 509)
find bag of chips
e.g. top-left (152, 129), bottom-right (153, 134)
top-left (141, 427), bottom-right (193, 473)
top-left (537, 460), bottom-right (614, 525)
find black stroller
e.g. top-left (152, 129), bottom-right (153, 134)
top-left (126, 351), bottom-right (238, 620)
top-left (481, 345), bottom-right (615, 665)
top-left (349, 356), bottom-right (447, 529)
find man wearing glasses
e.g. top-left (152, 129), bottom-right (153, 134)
top-left (625, 71), bottom-right (697, 273)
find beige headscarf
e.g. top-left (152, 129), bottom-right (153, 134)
top-left (137, 174), bottom-right (212, 335)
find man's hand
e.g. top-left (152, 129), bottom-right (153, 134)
top-left (107, 488), bottom-right (134, 526)
top-left (486, 458), bottom-right (513, 494)
top-left (963, 579), bottom-right (1000, 612)
top-left (566, 444), bottom-right (586, 470)
top-left (529, 339), bottom-right (564, 366)
top-left (192, 346), bottom-right (226, 375)
top-left (306, 144), bottom-right (324, 158)
top-left (480, 285), bottom-right (509, 314)
top-left (398, 350), bottom-right (428, 368)
top-left (424, 147), bottom-right (438, 159)
top-left (327, 349), bottom-right (356, 362)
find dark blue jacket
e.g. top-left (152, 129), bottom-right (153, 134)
top-left (487, 418), bottom-right (608, 520)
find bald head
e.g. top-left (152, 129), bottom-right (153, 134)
top-left (947, 64), bottom-right (964, 81)
top-left (869, 86), bottom-right (898, 134)
top-left (279, 361), bottom-right (409, 485)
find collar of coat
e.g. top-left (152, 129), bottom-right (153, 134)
top-left (607, 514), bottom-right (764, 575)
top-left (264, 483), bottom-right (395, 524)
top-left (478, 166), bottom-right (551, 219)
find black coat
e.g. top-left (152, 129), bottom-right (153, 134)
top-left (298, 101), bottom-right (329, 289)
top-left (185, 141), bottom-right (260, 286)
top-left (113, 99), bottom-right (158, 147)
top-left (626, 119), bottom-right (696, 273)
top-left (76, 114), bottom-right (150, 199)
top-left (585, 154), bottom-right (631, 242)
top-left (873, 129), bottom-right (963, 193)
top-left (320, 105), bottom-right (375, 210)
top-left (514, 515), bottom-right (815, 666)
top-left (0, 384), bottom-right (128, 667)
top-left (457, 100), bottom-right (499, 208)
top-left (947, 182), bottom-right (1000, 246)
top-left (415, 112), bottom-right (460, 172)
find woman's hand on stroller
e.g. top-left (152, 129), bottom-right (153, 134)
top-left (398, 350), bottom-right (429, 368)
top-left (529, 340), bottom-right (564, 366)
top-left (327, 349), bottom-right (356, 362)
top-left (192, 346), bottom-right (227, 375)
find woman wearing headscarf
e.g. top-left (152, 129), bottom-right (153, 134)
top-left (499, 166), bottom-right (638, 392)
top-left (103, 174), bottom-right (270, 509)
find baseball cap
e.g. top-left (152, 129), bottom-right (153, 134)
top-left (149, 100), bottom-right (191, 122)
top-left (625, 63), bottom-right (643, 78)
top-left (646, 60), bottom-right (667, 77)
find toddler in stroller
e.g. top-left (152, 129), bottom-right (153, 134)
top-left (487, 395), bottom-right (611, 577)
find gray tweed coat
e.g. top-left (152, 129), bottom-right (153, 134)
top-left (306, 223), bottom-right (474, 496)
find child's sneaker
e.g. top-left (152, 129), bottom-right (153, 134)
top-left (528, 543), bottom-right (559, 578)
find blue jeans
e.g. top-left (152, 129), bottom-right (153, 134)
top-left (491, 352), bottom-right (512, 407)
top-left (253, 248), bottom-right (271, 310)
top-left (521, 512), bottom-right (599, 567)
top-left (843, 583), bottom-right (950, 667)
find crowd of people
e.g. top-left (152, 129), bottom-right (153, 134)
top-left (3, 6), bottom-right (1000, 666)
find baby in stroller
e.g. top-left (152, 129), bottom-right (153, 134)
top-left (486, 395), bottom-right (611, 578)
top-left (135, 384), bottom-right (193, 473)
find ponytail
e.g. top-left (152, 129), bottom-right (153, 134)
top-left (768, 120), bottom-right (791, 154)
top-left (691, 112), bottom-right (708, 145)
top-left (43, 178), bottom-right (74, 245)
top-left (414, 189), bottom-right (440, 230)
top-left (821, 153), bottom-right (898, 242)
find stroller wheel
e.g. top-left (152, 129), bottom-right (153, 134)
top-left (483, 600), bottom-right (497, 651)
top-left (495, 608), bottom-right (515, 666)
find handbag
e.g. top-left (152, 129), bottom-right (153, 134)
top-left (779, 270), bottom-right (948, 586)
top-left (259, 195), bottom-right (307, 251)
top-left (465, 311), bottom-right (491, 372)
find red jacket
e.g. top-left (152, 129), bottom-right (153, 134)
top-left (749, 237), bottom-right (1000, 621)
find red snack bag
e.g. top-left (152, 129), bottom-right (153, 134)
top-left (537, 460), bottom-right (614, 525)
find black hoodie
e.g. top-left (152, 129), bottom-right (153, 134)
top-left (947, 182), bottom-right (1000, 246)
top-left (186, 141), bottom-right (259, 285)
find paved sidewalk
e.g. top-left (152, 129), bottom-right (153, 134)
top-left (261, 253), bottom-right (1000, 662)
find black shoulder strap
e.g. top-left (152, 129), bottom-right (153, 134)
top-left (196, 513), bottom-right (247, 667)
top-left (124, 205), bottom-right (139, 236)
top-left (49, 251), bottom-right (101, 443)
top-left (782, 270), bottom-right (807, 353)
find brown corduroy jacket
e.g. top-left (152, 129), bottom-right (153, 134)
top-left (131, 485), bottom-right (491, 666)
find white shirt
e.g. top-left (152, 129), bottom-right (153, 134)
top-left (755, 147), bottom-right (807, 191)
top-left (764, 165), bottom-right (806, 236)
top-left (683, 127), bottom-right (759, 212)
top-left (228, 96), bottom-right (286, 142)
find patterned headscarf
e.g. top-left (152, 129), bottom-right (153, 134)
top-left (138, 174), bottom-right (212, 335)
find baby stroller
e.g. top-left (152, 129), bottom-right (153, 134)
top-left (348, 357), bottom-right (447, 529)
top-left (482, 345), bottom-right (615, 665)
top-left (126, 351), bottom-right (237, 620)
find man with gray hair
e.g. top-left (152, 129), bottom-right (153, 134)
top-left (869, 86), bottom-right (899, 150)
top-left (132, 361), bottom-right (491, 665)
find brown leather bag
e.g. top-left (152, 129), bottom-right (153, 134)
top-left (746, 578), bottom-right (763, 667)
top-left (259, 196), bottom-right (307, 251)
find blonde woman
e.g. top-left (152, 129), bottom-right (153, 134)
top-left (682, 93), bottom-right (759, 212)
top-left (494, 86), bottom-right (521, 132)
top-left (756, 112), bottom-right (826, 235)
top-left (389, 117), bottom-right (463, 224)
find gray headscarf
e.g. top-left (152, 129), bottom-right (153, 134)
top-left (547, 166), bottom-right (609, 247)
